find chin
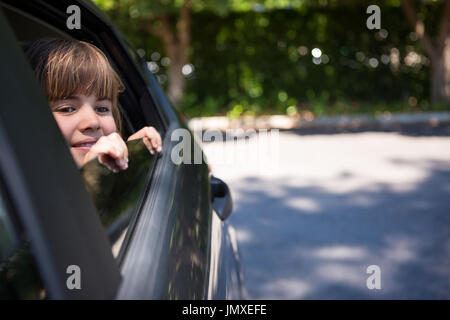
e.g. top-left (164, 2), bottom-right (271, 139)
top-left (70, 149), bottom-right (87, 168)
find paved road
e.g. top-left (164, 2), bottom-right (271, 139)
top-left (203, 127), bottom-right (450, 299)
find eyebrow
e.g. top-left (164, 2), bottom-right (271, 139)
top-left (96, 97), bottom-right (111, 101)
top-left (59, 95), bottom-right (79, 101)
top-left (57, 95), bottom-right (111, 102)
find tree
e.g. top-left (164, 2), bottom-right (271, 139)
top-left (93, 0), bottom-right (306, 107)
top-left (94, 0), bottom-right (232, 107)
top-left (401, 0), bottom-right (450, 105)
top-left (140, 0), bottom-right (192, 107)
top-left (93, 0), bottom-right (193, 106)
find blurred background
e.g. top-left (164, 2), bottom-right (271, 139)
top-left (93, 0), bottom-right (450, 299)
top-left (93, 0), bottom-right (450, 117)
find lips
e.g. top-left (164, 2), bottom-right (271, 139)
top-left (72, 138), bottom-right (99, 150)
top-left (75, 143), bottom-right (95, 147)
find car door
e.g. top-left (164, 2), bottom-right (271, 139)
top-left (0, 0), bottom-right (243, 300)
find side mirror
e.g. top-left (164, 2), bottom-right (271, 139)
top-left (210, 176), bottom-right (233, 221)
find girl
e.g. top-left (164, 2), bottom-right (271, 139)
top-left (26, 38), bottom-right (162, 172)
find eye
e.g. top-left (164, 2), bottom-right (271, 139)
top-left (95, 106), bottom-right (111, 113)
top-left (55, 105), bottom-right (76, 113)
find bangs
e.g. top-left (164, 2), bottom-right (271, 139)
top-left (26, 39), bottom-right (124, 134)
top-left (43, 41), bottom-right (124, 102)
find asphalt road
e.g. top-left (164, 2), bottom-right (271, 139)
top-left (202, 126), bottom-right (450, 299)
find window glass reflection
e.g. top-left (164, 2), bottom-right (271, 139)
top-left (0, 189), bottom-right (45, 299)
top-left (81, 139), bottom-right (156, 257)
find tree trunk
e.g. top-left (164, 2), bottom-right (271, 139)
top-left (430, 36), bottom-right (450, 105)
top-left (143, 0), bottom-right (191, 108)
top-left (167, 53), bottom-right (187, 107)
top-left (401, 0), bottom-right (450, 106)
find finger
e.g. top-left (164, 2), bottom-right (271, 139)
top-left (90, 137), bottom-right (124, 172)
top-left (127, 127), bottom-right (162, 153)
top-left (127, 129), bottom-right (147, 142)
top-left (143, 137), bottom-right (155, 155)
top-left (87, 138), bottom-right (120, 161)
top-left (98, 154), bottom-right (121, 173)
top-left (109, 133), bottom-right (129, 167)
top-left (102, 143), bottom-right (122, 160)
top-left (145, 127), bottom-right (162, 152)
top-left (148, 127), bottom-right (162, 151)
top-left (128, 127), bottom-right (161, 147)
top-left (157, 134), bottom-right (162, 151)
top-left (151, 128), bottom-right (162, 149)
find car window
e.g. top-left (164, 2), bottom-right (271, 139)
top-left (0, 2), bottom-right (164, 136)
top-left (80, 139), bottom-right (157, 259)
top-left (1, 3), bottom-right (164, 258)
top-left (0, 186), bottom-right (46, 299)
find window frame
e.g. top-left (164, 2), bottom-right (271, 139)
top-left (0, 0), bottom-right (190, 299)
top-left (1, 0), bottom-right (171, 136)
top-left (1, 0), bottom-right (173, 250)
top-left (0, 6), bottom-right (122, 299)
top-left (0, 175), bottom-right (47, 299)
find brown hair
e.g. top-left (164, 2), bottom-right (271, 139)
top-left (26, 38), bottom-right (125, 133)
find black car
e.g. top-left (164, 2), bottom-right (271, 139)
top-left (0, 0), bottom-right (245, 299)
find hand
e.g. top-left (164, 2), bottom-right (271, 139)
top-left (127, 126), bottom-right (162, 155)
top-left (84, 132), bottom-right (128, 173)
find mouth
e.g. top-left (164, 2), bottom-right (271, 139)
top-left (74, 143), bottom-right (95, 148)
top-left (72, 139), bottom-right (98, 151)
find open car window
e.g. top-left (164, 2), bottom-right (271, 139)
top-left (0, 2), bottom-right (166, 135)
top-left (80, 139), bottom-right (157, 260)
top-left (0, 2), bottom-right (164, 260)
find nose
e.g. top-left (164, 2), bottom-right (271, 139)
top-left (77, 105), bottom-right (100, 133)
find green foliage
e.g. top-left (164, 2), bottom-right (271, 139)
top-left (94, 1), bottom-right (448, 117)
top-left (177, 6), bottom-right (434, 117)
top-left (93, 0), bottom-right (231, 17)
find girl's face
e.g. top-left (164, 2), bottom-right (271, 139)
top-left (50, 94), bottom-right (117, 167)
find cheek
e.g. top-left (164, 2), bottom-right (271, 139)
top-left (101, 116), bottom-right (118, 135)
top-left (53, 114), bottom-right (75, 143)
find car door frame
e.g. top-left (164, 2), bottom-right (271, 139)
top-left (0, 8), bottom-right (122, 299)
top-left (1, 0), bottom-right (241, 300)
